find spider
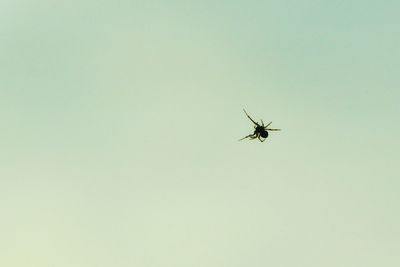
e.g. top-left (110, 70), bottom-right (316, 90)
top-left (239, 109), bottom-right (281, 142)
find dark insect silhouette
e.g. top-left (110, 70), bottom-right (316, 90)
top-left (239, 109), bottom-right (281, 142)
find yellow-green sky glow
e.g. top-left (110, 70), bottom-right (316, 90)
top-left (1, 1), bottom-right (399, 266)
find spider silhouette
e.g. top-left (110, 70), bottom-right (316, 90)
top-left (239, 109), bottom-right (281, 142)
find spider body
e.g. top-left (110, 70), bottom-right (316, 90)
top-left (239, 109), bottom-right (280, 142)
top-left (255, 126), bottom-right (268, 138)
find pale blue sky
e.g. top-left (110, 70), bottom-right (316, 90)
top-left (1, 1), bottom-right (399, 266)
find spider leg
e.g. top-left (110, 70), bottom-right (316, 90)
top-left (261, 120), bottom-right (265, 126)
top-left (265, 121), bottom-right (272, 128)
top-left (243, 109), bottom-right (260, 126)
top-left (258, 136), bottom-right (265, 142)
top-left (251, 132), bottom-right (260, 140)
top-left (266, 128), bottom-right (281, 131)
top-left (239, 134), bottom-right (256, 141)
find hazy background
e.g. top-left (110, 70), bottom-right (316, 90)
top-left (1, 1), bottom-right (399, 266)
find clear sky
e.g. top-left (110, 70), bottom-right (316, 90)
top-left (1, 1), bottom-right (399, 266)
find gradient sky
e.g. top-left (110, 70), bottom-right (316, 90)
top-left (1, 1), bottom-right (399, 266)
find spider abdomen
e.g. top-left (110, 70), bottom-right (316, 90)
top-left (260, 130), bottom-right (268, 138)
